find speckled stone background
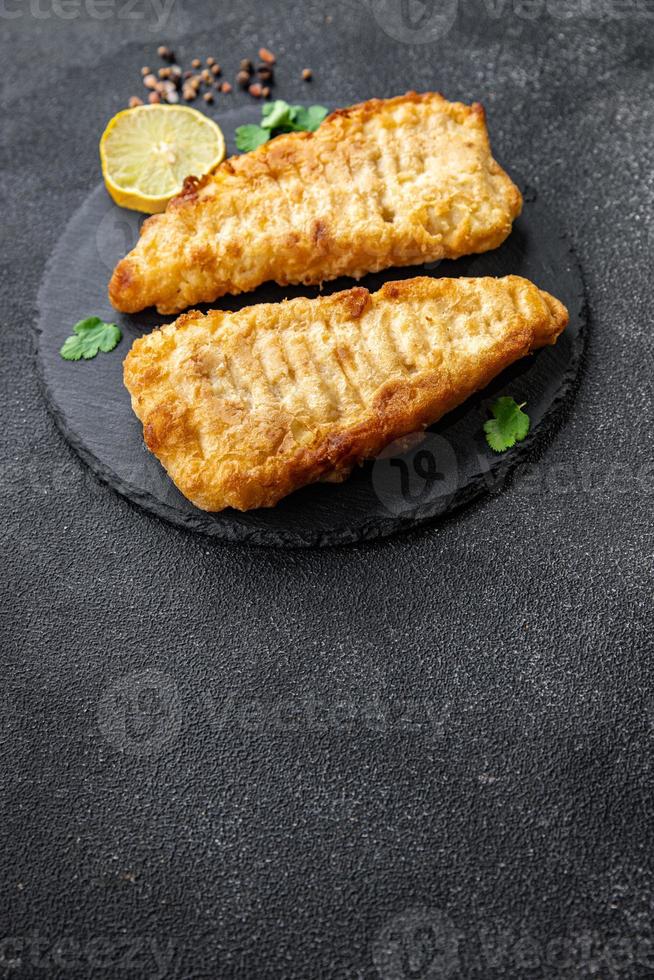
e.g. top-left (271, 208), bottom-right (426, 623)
top-left (1, 2), bottom-right (653, 978)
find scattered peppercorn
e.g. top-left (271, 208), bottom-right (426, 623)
top-left (137, 47), bottom-right (291, 108)
top-left (302, 68), bottom-right (312, 81)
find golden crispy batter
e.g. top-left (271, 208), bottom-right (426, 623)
top-left (110, 92), bottom-right (522, 314)
top-left (123, 276), bottom-right (568, 511)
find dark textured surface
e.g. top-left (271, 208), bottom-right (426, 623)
top-left (1, 2), bottom-right (653, 978)
top-left (36, 169), bottom-right (586, 545)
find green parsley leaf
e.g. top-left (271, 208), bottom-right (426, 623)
top-left (60, 316), bottom-right (122, 361)
top-left (260, 99), bottom-right (296, 130)
top-left (237, 103), bottom-right (330, 152)
top-left (291, 104), bottom-right (329, 132)
top-left (235, 124), bottom-right (270, 153)
top-left (483, 396), bottom-right (530, 453)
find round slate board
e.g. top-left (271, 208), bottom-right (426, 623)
top-left (36, 105), bottom-right (586, 547)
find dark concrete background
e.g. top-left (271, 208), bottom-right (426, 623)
top-left (1, 1), bottom-right (653, 977)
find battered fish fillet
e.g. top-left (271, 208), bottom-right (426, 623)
top-left (123, 276), bottom-right (568, 512)
top-left (110, 92), bottom-right (522, 314)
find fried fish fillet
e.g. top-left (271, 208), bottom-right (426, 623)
top-left (123, 275), bottom-right (568, 511)
top-left (110, 92), bottom-right (522, 314)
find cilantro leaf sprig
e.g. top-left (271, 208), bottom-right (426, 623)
top-left (235, 100), bottom-right (329, 153)
top-left (60, 317), bottom-right (122, 361)
top-left (234, 124), bottom-right (270, 151)
top-left (484, 397), bottom-right (530, 453)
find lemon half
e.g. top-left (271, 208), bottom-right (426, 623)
top-left (100, 104), bottom-right (226, 214)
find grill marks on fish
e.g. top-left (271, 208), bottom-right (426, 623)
top-left (123, 275), bottom-right (568, 511)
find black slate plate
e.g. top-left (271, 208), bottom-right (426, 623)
top-left (35, 105), bottom-right (586, 547)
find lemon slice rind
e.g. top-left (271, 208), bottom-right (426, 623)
top-left (100, 105), bottom-right (226, 214)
